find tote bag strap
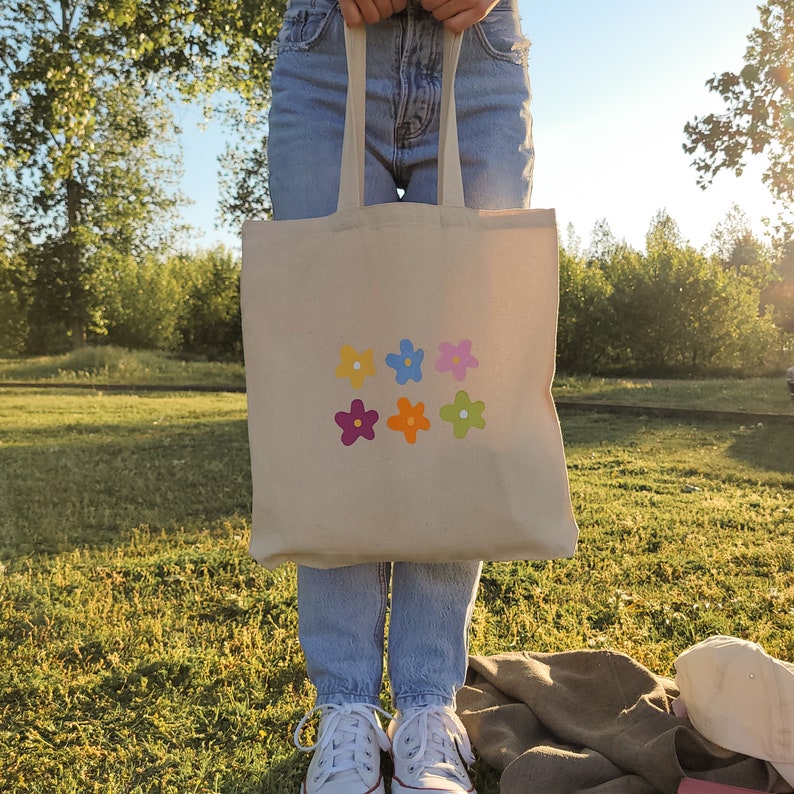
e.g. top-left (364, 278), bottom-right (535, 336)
top-left (338, 23), bottom-right (465, 211)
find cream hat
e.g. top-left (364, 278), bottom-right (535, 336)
top-left (674, 635), bottom-right (794, 788)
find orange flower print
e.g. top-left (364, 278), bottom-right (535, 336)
top-left (387, 397), bottom-right (431, 444)
top-left (335, 345), bottom-right (376, 390)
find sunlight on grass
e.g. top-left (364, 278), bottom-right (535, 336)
top-left (553, 374), bottom-right (794, 414)
top-left (0, 389), bottom-right (792, 792)
top-left (0, 390), bottom-right (250, 557)
top-left (0, 346), bottom-right (245, 386)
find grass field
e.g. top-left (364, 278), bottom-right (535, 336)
top-left (2, 347), bottom-right (792, 415)
top-left (0, 347), bottom-right (246, 388)
top-left (1, 369), bottom-right (793, 793)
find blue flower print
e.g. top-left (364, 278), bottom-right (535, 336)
top-left (385, 339), bottom-right (424, 385)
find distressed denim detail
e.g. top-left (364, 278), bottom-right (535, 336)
top-left (472, 2), bottom-right (531, 66)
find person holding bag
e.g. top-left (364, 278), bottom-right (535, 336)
top-left (263, 0), bottom-right (536, 791)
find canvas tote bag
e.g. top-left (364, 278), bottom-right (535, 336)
top-left (241, 24), bottom-right (578, 569)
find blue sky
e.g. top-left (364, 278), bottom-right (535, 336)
top-left (176, 0), bottom-right (774, 252)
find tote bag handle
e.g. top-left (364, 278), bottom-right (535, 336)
top-left (338, 23), bottom-right (465, 211)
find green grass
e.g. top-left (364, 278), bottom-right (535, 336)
top-left (0, 385), bottom-right (793, 793)
top-left (0, 347), bottom-right (245, 388)
top-left (554, 374), bottom-right (794, 415)
top-left (2, 348), bottom-right (791, 416)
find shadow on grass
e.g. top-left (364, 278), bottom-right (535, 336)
top-left (558, 410), bottom-right (662, 448)
top-left (561, 410), bottom-right (793, 481)
top-left (8, 402), bottom-right (790, 560)
top-left (0, 418), bottom-right (252, 558)
top-left (245, 754), bottom-right (307, 794)
top-left (727, 420), bottom-right (794, 479)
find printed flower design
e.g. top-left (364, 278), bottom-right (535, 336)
top-left (387, 397), bottom-right (431, 444)
top-left (435, 340), bottom-right (478, 382)
top-left (335, 399), bottom-right (379, 446)
top-left (336, 345), bottom-right (376, 390)
top-left (385, 339), bottom-right (424, 385)
top-left (439, 391), bottom-right (485, 439)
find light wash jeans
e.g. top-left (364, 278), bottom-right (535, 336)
top-left (267, 0), bottom-right (534, 710)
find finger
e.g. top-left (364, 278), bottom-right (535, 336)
top-left (442, 8), bottom-right (483, 31)
top-left (425, 0), bottom-right (471, 22)
top-left (340, 0), bottom-right (388, 24)
top-left (438, 0), bottom-right (499, 30)
top-left (339, 0), bottom-right (365, 25)
top-left (357, 0), bottom-right (383, 24)
top-left (371, 0), bottom-right (400, 19)
top-left (419, 0), bottom-right (445, 11)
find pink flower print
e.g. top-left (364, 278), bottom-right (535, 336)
top-left (435, 340), bottom-right (478, 382)
top-left (335, 399), bottom-right (379, 446)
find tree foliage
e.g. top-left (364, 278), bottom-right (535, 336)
top-left (0, 210), bottom-right (29, 356)
top-left (0, 0), bottom-right (185, 347)
top-left (684, 0), bottom-right (794, 232)
top-left (104, 0), bottom-right (287, 226)
top-left (0, 0), bottom-right (285, 349)
top-left (708, 204), bottom-right (776, 288)
top-left (102, 246), bottom-right (242, 357)
top-left (557, 248), bottom-right (613, 373)
top-left (557, 212), bottom-right (785, 376)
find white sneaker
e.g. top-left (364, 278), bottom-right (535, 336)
top-left (294, 702), bottom-right (392, 794)
top-left (388, 706), bottom-right (477, 793)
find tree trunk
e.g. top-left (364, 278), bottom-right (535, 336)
top-left (66, 176), bottom-right (86, 348)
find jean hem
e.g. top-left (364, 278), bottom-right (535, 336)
top-left (315, 692), bottom-right (383, 708)
top-left (393, 692), bottom-right (455, 710)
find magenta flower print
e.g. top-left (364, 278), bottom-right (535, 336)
top-left (435, 339), bottom-right (478, 382)
top-left (335, 399), bottom-right (379, 446)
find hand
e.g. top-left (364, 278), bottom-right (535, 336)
top-left (420, 0), bottom-right (499, 32)
top-left (339, 0), bottom-right (408, 26)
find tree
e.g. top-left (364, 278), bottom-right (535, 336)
top-left (683, 0), bottom-right (794, 232)
top-left (708, 204), bottom-right (775, 288)
top-left (556, 246), bottom-right (614, 373)
top-left (604, 212), bottom-right (779, 374)
top-left (0, 205), bottom-right (29, 355)
top-left (109, 0), bottom-right (286, 228)
top-left (585, 218), bottom-right (623, 269)
top-left (0, 0), bottom-right (190, 349)
top-left (709, 204), bottom-right (756, 261)
top-left (176, 246), bottom-right (242, 359)
top-left (761, 239), bottom-right (794, 333)
top-left (562, 222), bottom-right (582, 259)
top-left (100, 249), bottom-right (185, 352)
top-left (0, 0), bottom-right (285, 351)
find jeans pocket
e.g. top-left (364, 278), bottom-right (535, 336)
top-left (275, 0), bottom-right (338, 52)
top-left (473, 1), bottom-right (531, 65)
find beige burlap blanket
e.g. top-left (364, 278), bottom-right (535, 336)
top-left (457, 650), bottom-right (793, 794)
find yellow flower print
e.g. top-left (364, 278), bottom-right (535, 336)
top-left (336, 345), bottom-right (376, 390)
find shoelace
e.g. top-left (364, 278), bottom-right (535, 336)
top-left (391, 705), bottom-right (475, 784)
top-left (294, 703), bottom-right (393, 783)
